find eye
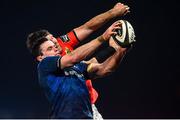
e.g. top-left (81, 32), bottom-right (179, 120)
top-left (47, 46), bottom-right (53, 51)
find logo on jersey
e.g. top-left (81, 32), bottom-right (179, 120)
top-left (65, 47), bottom-right (71, 54)
top-left (64, 69), bottom-right (84, 78)
top-left (60, 35), bottom-right (70, 42)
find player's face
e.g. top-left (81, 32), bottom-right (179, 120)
top-left (37, 40), bottom-right (60, 61)
top-left (46, 34), bottom-right (62, 52)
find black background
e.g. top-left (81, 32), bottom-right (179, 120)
top-left (0, 0), bottom-right (179, 118)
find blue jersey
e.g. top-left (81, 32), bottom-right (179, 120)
top-left (37, 56), bottom-right (93, 118)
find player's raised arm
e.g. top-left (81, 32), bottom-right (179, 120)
top-left (74, 2), bottom-right (130, 41)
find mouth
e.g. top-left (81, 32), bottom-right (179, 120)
top-left (55, 52), bottom-right (60, 56)
top-left (55, 49), bottom-right (62, 56)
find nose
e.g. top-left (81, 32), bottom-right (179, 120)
top-left (53, 46), bottom-right (58, 52)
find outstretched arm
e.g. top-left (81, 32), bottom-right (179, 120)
top-left (60, 36), bottom-right (105, 69)
top-left (60, 22), bottom-right (119, 69)
top-left (86, 37), bottom-right (127, 79)
top-left (74, 2), bottom-right (130, 41)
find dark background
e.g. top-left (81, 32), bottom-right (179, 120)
top-left (0, 0), bottom-right (179, 118)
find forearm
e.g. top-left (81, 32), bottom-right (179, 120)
top-left (70, 36), bottom-right (104, 62)
top-left (74, 10), bottom-right (118, 40)
top-left (82, 2), bottom-right (129, 31)
top-left (60, 36), bottom-right (105, 69)
top-left (84, 10), bottom-right (116, 31)
top-left (74, 2), bottom-right (129, 41)
top-left (97, 48), bottom-right (126, 77)
top-left (86, 48), bottom-right (126, 79)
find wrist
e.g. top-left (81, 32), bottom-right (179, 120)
top-left (97, 35), bottom-right (105, 43)
top-left (108, 9), bottom-right (117, 18)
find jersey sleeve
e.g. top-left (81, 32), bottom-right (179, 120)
top-left (58, 30), bottom-right (80, 49)
top-left (38, 56), bottom-right (61, 73)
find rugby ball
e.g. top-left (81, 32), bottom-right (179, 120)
top-left (112, 20), bottom-right (136, 48)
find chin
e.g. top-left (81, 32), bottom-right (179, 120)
top-left (55, 54), bottom-right (60, 56)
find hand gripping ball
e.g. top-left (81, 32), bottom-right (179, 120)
top-left (112, 20), bottom-right (136, 48)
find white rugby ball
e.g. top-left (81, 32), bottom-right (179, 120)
top-left (112, 20), bottom-right (136, 48)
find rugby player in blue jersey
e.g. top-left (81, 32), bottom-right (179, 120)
top-left (26, 2), bottom-right (129, 119)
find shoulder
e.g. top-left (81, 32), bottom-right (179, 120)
top-left (38, 56), bottom-right (61, 70)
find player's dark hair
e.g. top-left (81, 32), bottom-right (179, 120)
top-left (26, 30), bottom-right (50, 58)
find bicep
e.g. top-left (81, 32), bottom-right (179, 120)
top-left (60, 54), bottom-right (76, 69)
top-left (86, 62), bottom-right (106, 79)
top-left (87, 62), bottom-right (113, 79)
top-left (74, 26), bottom-right (93, 41)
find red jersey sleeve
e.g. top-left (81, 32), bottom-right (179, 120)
top-left (58, 30), bottom-right (80, 48)
top-left (57, 30), bottom-right (80, 56)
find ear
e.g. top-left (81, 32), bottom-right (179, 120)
top-left (36, 55), bottom-right (43, 62)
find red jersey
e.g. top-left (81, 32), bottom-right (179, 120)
top-left (57, 30), bottom-right (98, 104)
